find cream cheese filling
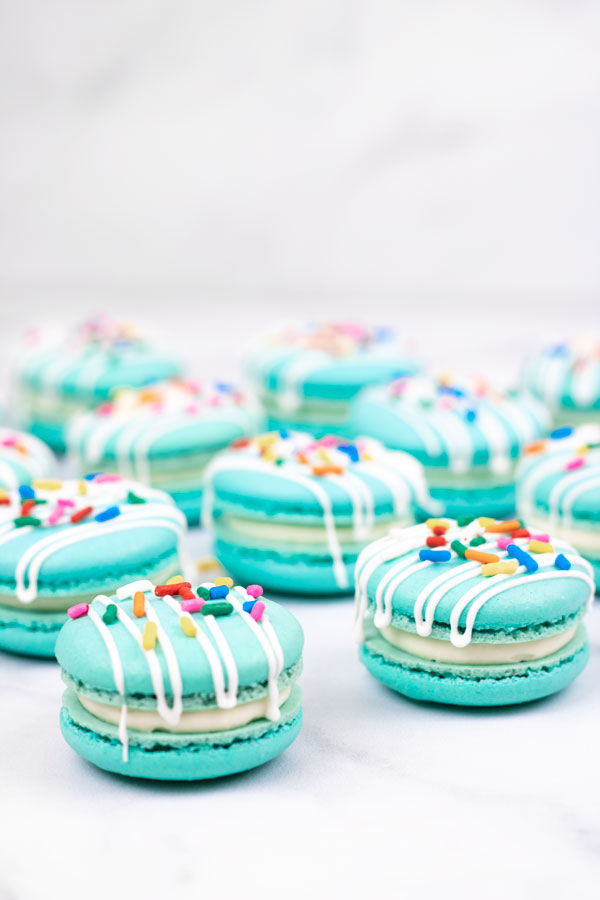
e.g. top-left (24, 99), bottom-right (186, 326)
top-left (78, 686), bottom-right (291, 734)
top-left (379, 624), bottom-right (577, 665)
top-left (221, 515), bottom-right (406, 545)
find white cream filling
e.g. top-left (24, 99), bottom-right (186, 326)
top-left (221, 515), bottom-right (406, 545)
top-left (78, 686), bottom-right (291, 734)
top-left (526, 514), bottom-right (600, 557)
top-left (379, 625), bottom-right (577, 664)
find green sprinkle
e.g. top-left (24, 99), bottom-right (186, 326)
top-left (127, 491), bottom-right (146, 504)
top-left (470, 536), bottom-right (486, 547)
top-left (201, 601), bottom-right (233, 617)
top-left (14, 516), bottom-right (41, 527)
top-left (33, 498), bottom-right (48, 505)
top-left (102, 603), bottom-right (118, 624)
top-left (457, 516), bottom-right (474, 527)
top-left (451, 539), bottom-right (467, 558)
top-left (196, 586), bottom-right (211, 601)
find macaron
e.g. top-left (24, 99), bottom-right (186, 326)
top-left (521, 338), bottom-right (600, 426)
top-left (15, 316), bottom-right (181, 450)
top-left (0, 427), bottom-right (55, 490)
top-left (0, 474), bottom-right (187, 658)
top-left (67, 378), bottom-right (259, 525)
top-left (55, 578), bottom-right (304, 780)
top-left (516, 424), bottom-right (600, 591)
top-left (350, 374), bottom-right (550, 520)
top-left (203, 430), bottom-right (433, 596)
top-left (246, 321), bottom-right (419, 437)
top-left (354, 517), bottom-right (594, 706)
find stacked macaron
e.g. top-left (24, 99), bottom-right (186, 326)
top-left (517, 424), bottom-right (600, 590)
top-left (203, 429), bottom-right (433, 595)
top-left (67, 378), bottom-right (259, 524)
top-left (16, 317), bottom-right (181, 450)
top-left (0, 474), bottom-right (186, 657)
top-left (0, 427), bottom-right (55, 490)
top-left (355, 516), bottom-right (594, 706)
top-left (247, 321), bottom-right (419, 436)
top-left (522, 338), bottom-right (600, 426)
top-left (55, 576), bottom-right (304, 780)
top-left (351, 374), bottom-right (550, 520)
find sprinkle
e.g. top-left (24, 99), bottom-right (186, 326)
top-left (524, 440), bottom-right (546, 454)
top-left (530, 532), bottom-right (549, 542)
top-left (167, 575), bottom-right (184, 585)
top-left (47, 506), bottom-right (64, 526)
top-left (196, 586), bottom-right (211, 601)
top-left (201, 600), bottom-right (233, 616)
top-left (67, 603), bottom-right (89, 619)
top-left (83, 472), bottom-right (102, 480)
top-left (484, 520), bottom-right (520, 533)
top-left (528, 539), bottom-right (554, 554)
top-left (14, 516), bottom-right (41, 527)
top-left (243, 599), bottom-right (257, 613)
top-left (32, 479), bottom-right (62, 490)
top-left (451, 540), bottom-right (467, 558)
top-left (426, 518), bottom-right (449, 531)
top-left (555, 553), bottom-right (571, 570)
top-left (247, 584), bottom-right (263, 598)
top-left (426, 535), bottom-right (447, 547)
top-left (155, 582), bottom-right (191, 596)
top-left (419, 548), bottom-right (451, 562)
top-left (337, 443), bottom-right (360, 463)
top-left (550, 426), bottom-right (573, 439)
top-left (196, 557), bottom-right (220, 572)
top-left (566, 457), bottom-right (585, 471)
top-left (250, 600), bottom-right (266, 622)
top-left (20, 499), bottom-right (36, 516)
top-left (18, 485), bottom-right (35, 500)
top-left (180, 616), bottom-right (197, 637)
top-left (0, 497), bottom-right (10, 505)
top-left (312, 464), bottom-right (344, 476)
top-left (432, 526), bottom-right (447, 536)
top-left (511, 528), bottom-right (530, 539)
top-left (497, 536), bottom-right (512, 550)
top-left (143, 621), bottom-right (158, 650)
top-left (102, 603), bottom-right (118, 624)
top-left (181, 598), bottom-right (205, 613)
top-left (133, 591), bottom-right (146, 617)
top-left (478, 517), bottom-right (496, 528)
top-left (94, 506), bottom-right (120, 522)
top-left (78, 480), bottom-right (87, 495)
top-left (127, 491), bottom-right (146, 504)
top-left (215, 576), bottom-right (234, 588)
top-left (465, 549), bottom-right (500, 564)
top-left (469, 536), bottom-right (486, 547)
top-left (70, 505), bottom-right (93, 523)
top-left (94, 473), bottom-right (122, 483)
top-left (457, 516), bottom-right (474, 527)
top-left (481, 560), bottom-right (519, 577)
top-left (57, 498), bottom-right (75, 508)
top-left (506, 543), bottom-right (538, 572)
top-left (209, 584), bottom-right (229, 599)
top-left (178, 585), bottom-right (195, 600)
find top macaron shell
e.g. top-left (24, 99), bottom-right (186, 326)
top-left (522, 342), bottom-right (600, 414)
top-left (0, 428), bottom-right (55, 489)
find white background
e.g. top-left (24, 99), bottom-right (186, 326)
top-left (1, 3), bottom-right (599, 899)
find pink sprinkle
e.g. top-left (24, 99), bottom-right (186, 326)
top-left (57, 498), bottom-right (75, 508)
top-left (185, 403), bottom-right (201, 415)
top-left (247, 584), bottom-right (263, 599)
top-left (319, 436), bottom-right (338, 448)
top-left (98, 403), bottom-right (113, 416)
top-left (181, 598), bottom-right (205, 613)
top-left (68, 603), bottom-right (89, 619)
top-left (250, 600), bottom-right (266, 622)
top-left (48, 507), bottom-right (63, 525)
top-left (94, 473), bottom-right (122, 483)
top-left (566, 457), bottom-right (585, 471)
top-left (1, 435), bottom-right (17, 447)
top-left (208, 396), bottom-right (222, 406)
top-left (497, 536), bottom-right (511, 550)
top-left (531, 532), bottom-right (550, 543)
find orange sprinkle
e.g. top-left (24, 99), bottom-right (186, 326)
top-left (133, 591), bottom-right (146, 617)
top-left (465, 548), bottom-right (500, 564)
top-left (484, 519), bottom-right (521, 533)
top-left (524, 440), bottom-right (546, 454)
top-left (312, 465), bottom-right (344, 476)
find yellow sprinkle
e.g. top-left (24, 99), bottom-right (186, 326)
top-left (197, 557), bottom-right (221, 572)
top-left (529, 539), bottom-right (554, 554)
top-left (438, 369), bottom-right (454, 387)
top-left (166, 575), bottom-right (184, 585)
top-left (78, 480), bottom-right (87, 495)
top-left (33, 479), bottom-right (62, 490)
top-left (133, 591), bottom-right (146, 617)
top-left (426, 518), bottom-right (449, 531)
top-left (577, 444), bottom-right (589, 455)
top-left (361, 452), bottom-right (374, 462)
top-left (316, 447), bottom-right (330, 462)
top-left (256, 432), bottom-right (278, 448)
top-left (0, 489), bottom-right (7, 499)
top-left (142, 621), bottom-right (157, 651)
top-left (215, 576), bottom-right (234, 588)
top-left (478, 517), bottom-right (496, 528)
top-left (481, 560), bottom-right (519, 577)
top-left (262, 449), bottom-right (276, 464)
top-left (180, 615), bottom-right (197, 637)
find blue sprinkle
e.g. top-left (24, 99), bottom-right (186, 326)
top-left (555, 553), bottom-right (571, 570)
top-left (439, 386), bottom-right (465, 397)
top-left (548, 343), bottom-right (568, 357)
top-left (94, 506), bottom-right (120, 522)
top-left (465, 408), bottom-right (477, 422)
top-left (18, 485), bottom-right (35, 500)
top-left (338, 443), bottom-right (360, 463)
top-left (506, 543), bottom-right (538, 572)
top-left (84, 472), bottom-right (103, 481)
top-left (243, 599), bottom-right (257, 613)
top-left (209, 584), bottom-right (229, 599)
top-left (278, 428), bottom-right (290, 439)
top-left (550, 426), bottom-right (573, 440)
top-left (419, 548), bottom-right (452, 563)
top-left (214, 381), bottom-right (233, 392)
top-left (391, 368), bottom-right (412, 379)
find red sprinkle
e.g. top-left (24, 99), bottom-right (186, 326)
top-left (0, 497), bottom-right (11, 506)
top-left (155, 582), bottom-right (192, 596)
top-left (70, 505), bottom-right (93, 524)
top-left (426, 535), bottom-right (447, 547)
top-left (231, 437), bottom-right (251, 449)
top-left (21, 499), bottom-right (36, 516)
top-left (178, 586), bottom-right (195, 600)
top-left (432, 526), bottom-right (447, 536)
top-left (511, 528), bottom-right (530, 539)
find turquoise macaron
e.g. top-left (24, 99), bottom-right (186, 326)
top-left (0, 474), bottom-right (186, 658)
top-left (55, 577), bottom-right (304, 780)
top-left (354, 516), bottom-right (594, 706)
top-left (15, 317), bottom-right (181, 451)
top-left (246, 321), bottom-right (419, 437)
top-left (67, 378), bottom-right (260, 526)
top-left (203, 429), bottom-right (434, 596)
top-left (0, 427), bottom-right (55, 490)
top-left (521, 340), bottom-right (600, 427)
top-left (350, 374), bottom-right (550, 521)
top-left (516, 424), bottom-right (600, 591)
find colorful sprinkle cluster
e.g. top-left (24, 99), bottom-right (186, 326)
top-left (524, 424), bottom-right (600, 471)
top-left (0, 433), bottom-right (31, 457)
top-left (231, 430), bottom-right (374, 476)
top-left (388, 374), bottom-right (506, 423)
top-left (266, 322), bottom-right (394, 358)
top-left (96, 378), bottom-right (246, 418)
top-left (417, 516), bottom-right (571, 577)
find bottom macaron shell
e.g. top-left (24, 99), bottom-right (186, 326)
top-left (416, 482), bottom-right (517, 522)
top-left (214, 538), bottom-right (354, 596)
top-left (60, 698), bottom-right (303, 781)
top-left (359, 631), bottom-right (590, 707)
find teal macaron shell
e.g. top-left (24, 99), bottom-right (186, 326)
top-left (521, 344), bottom-right (600, 413)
